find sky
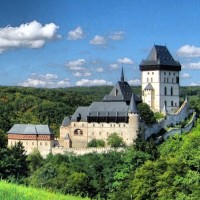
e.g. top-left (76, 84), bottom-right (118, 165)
top-left (0, 0), bottom-right (200, 88)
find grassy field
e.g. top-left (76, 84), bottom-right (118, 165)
top-left (0, 181), bottom-right (89, 200)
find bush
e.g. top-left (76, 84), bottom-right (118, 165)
top-left (107, 133), bottom-right (126, 147)
top-left (87, 139), bottom-right (105, 147)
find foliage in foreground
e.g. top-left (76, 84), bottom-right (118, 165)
top-left (128, 119), bottom-right (200, 200)
top-left (0, 181), bottom-right (89, 200)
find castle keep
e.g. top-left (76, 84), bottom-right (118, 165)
top-left (140, 45), bottom-right (181, 114)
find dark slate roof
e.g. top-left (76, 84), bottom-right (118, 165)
top-left (140, 45), bottom-right (181, 71)
top-left (144, 83), bottom-right (154, 90)
top-left (88, 101), bottom-right (128, 117)
top-left (7, 124), bottom-right (53, 135)
top-left (129, 94), bottom-right (138, 113)
top-left (62, 117), bottom-right (70, 126)
top-left (103, 81), bottom-right (133, 103)
top-left (71, 107), bottom-right (89, 122)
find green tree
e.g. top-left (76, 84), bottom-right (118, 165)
top-left (138, 103), bottom-right (156, 125)
top-left (27, 149), bottom-right (43, 173)
top-left (107, 132), bottom-right (126, 147)
top-left (87, 139), bottom-right (105, 147)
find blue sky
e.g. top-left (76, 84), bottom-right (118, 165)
top-left (0, 0), bottom-right (200, 87)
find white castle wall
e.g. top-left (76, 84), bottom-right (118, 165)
top-left (52, 147), bottom-right (124, 156)
top-left (145, 99), bottom-right (193, 139)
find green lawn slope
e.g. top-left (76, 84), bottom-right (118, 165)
top-left (0, 181), bottom-right (89, 200)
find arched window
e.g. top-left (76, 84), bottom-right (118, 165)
top-left (74, 129), bottom-right (83, 136)
top-left (171, 87), bottom-right (173, 96)
top-left (164, 87), bottom-right (167, 95)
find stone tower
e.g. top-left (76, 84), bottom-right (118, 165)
top-left (139, 45), bottom-right (181, 114)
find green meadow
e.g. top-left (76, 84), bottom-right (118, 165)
top-left (0, 181), bottom-right (89, 200)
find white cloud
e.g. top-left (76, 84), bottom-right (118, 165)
top-left (66, 59), bottom-right (86, 70)
top-left (19, 73), bottom-right (70, 88)
top-left (96, 67), bottom-right (104, 72)
top-left (109, 31), bottom-right (125, 40)
top-left (128, 79), bottom-right (141, 86)
top-left (181, 73), bottom-right (191, 79)
top-left (110, 63), bottom-right (119, 70)
top-left (187, 62), bottom-right (200, 69)
top-left (0, 20), bottom-right (60, 53)
top-left (67, 26), bottom-right (83, 40)
top-left (73, 71), bottom-right (91, 77)
top-left (177, 45), bottom-right (200, 57)
top-left (117, 57), bottom-right (134, 64)
top-left (76, 79), bottom-right (113, 86)
top-left (190, 82), bottom-right (199, 86)
top-left (90, 35), bottom-right (106, 45)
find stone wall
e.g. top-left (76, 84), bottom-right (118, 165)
top-left (144, 99), bottom-right (191, 139)
top-left (163, 112), bottom-right (196, 140)
top-left (52, 147), bottom-right (124, 156)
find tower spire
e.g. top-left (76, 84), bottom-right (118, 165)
top-left (121, 65), bottom-right (124, 82)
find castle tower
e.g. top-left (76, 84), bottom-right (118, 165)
top-left (140, 45), bottom-right (181, 114)
top-left (127, 94), bottom-right (139, 144)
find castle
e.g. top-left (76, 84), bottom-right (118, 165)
top-left (7, 45), bottom-right (196, 157)
top-left (59, 68), bottom-right (141, 148)
top-left (58, 45), bottom-right (182, 148)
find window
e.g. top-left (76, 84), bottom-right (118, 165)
top-left (171, 87), bottom-right (173, 96)
top-left (164, 72), bottom-right (166, 75)
top-left (171, 101), bottom-right (174, 106)
top-left (40, 142), bottom-right (42, 146)
top-left (176, 77), bottom-right (179, 84)
top-left (165, 101), bottom-right (167, 106)
top-left (151, 78), bottom-right (153, 82)
top-left (99, 132), bottom-right (101, 135)
top-left (45, 142), bottom-right (47, 146)
top-left (82, 124), bottom-right (84, 127)
top-left (147, 78), bottom-right (149, 82)
top-left (74, 129), bottom-right (83, 136)
top-left (32, 142), bottom-right (34, 145)
top-left (164, 87), bottom-right (167, 95)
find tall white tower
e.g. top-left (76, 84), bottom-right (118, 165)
top-left (140, 45), bottom-right (181, 114)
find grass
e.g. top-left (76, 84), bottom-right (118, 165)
top-left (0, 181), bottom-right (89, 200)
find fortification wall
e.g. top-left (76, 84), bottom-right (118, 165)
top-left (163, 112), bottom-right (196, 140)
top-left (51, 147), bottom-right (124, 155)
top-left (144, 100), bottom-right (192, 139)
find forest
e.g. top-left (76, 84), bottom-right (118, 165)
top-left (0, 85), bottom-right (200, 199)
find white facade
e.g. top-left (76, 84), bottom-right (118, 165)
top-left (142, 70), bottom-right (180, 113)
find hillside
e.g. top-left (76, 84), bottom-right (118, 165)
top-left (0, 181), bottom-right (89, 200)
